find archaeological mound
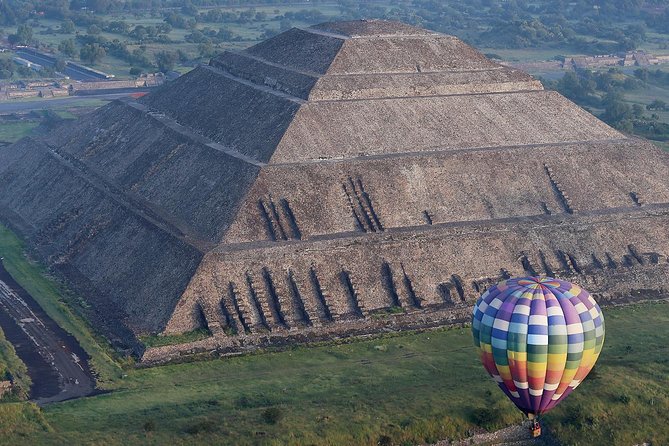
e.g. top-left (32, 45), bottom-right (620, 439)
top-left (1, 20), bottom-right (668, 359)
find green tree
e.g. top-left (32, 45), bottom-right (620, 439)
top-left (602, 92), bottom-right (632, 131)
top-left (176, 49), bottom-right (189, 63)
top-left (87, 24), bottom-right (101, 35)
top-left (155, 50), bottom-right (176, 73)
top-left (197, 42), bottom-right (215, 58)
top-left (8, 24), bottom-right (33, 45)
top-left (80, 43), bottom-right (106, 65)
top-left (54, 59), bottom-right (67, 72)
top-left (634, 68), bottom-right (648, 81)
top-left (0, 59), bottom-right (14, 78)
top-left (58, 39), bottom-right (76, 57)
top-left (60, 19), bottom-right (75, 34)
top-left (647, 100), bottom-right (667, 111)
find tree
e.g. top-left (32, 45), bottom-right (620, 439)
top-left (601, 94), bottom-right (633, 131)
top-left (87, 24), bottom-right (101, 35)
top-left (107, 20), bottom-right (130, 34)
top-left (60, 19), bottom-right (75, 34)
top-left (181, 2), bottom-right (199, 17)
top-left (58, 39), bottom-right (76, 57)
top-left (647, 100), bottom-right (668, 111)
top-left (633, 68), bottom-right (648, 82)
top-left (53, 59), bottom-right (66, 72)
top-left (8, 24), bottom-right (33, 45)
top-left (217, 27), bottom-right (234, 41)
top-left (176, 49), bottom-right (189, 63)
top-left (155, 50), bottom-right (177, 73)
top-left (0, 59), bottom-right (14, 79)
top-left (197, 42), bottom-right (215, 58)
top-left (80, 43), bottom-right (106, 65)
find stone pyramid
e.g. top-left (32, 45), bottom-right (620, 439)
top-left (1, 20), bottom-right (668, 355)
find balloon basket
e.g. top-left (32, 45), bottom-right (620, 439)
top-left (530, 420), bottom-right (542, 438)
top-left (525, 416), bottom-right (542, 438)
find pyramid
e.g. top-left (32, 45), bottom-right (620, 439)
top-left (2, 20), bottom-right (669, 355)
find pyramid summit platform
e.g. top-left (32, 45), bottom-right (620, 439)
top-left (1, 20), bottom-right (668, 359)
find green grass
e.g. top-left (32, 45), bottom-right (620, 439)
top-left (0, 225), bottom-right (122, 387)
top-left (0, 402), bottom-right (51, 436)
top-left (0, 121), bottom-right (40, 144)
top-left (0, 327), bottom-right (31, 400)
top-left (0, 300), bottom-right (665, 445)
top-left (10, 326), bottom-right (522, 446)
top-left (544, 302), bottom-right (669, 445)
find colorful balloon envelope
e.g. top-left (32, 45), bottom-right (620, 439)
top-left (472, 277), bottom-right (605, 416)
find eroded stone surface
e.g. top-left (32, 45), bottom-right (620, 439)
top-left (0, 20), bottom-right (667, 355)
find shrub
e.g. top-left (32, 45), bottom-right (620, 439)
top-left (261, 407), bottom-right (284, 425)
top-left (618, 393), bottom-right (631, 405)
top-left (378, 434), bottom-right (393, 445)
top-left (184, 419), bottom-right (216, 434)
top-left (470, 406), bottom-right (499, 427)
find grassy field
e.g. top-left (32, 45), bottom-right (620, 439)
top-left (0, 327), bottom-right (31, 400)
top-left (0, 225), bottom-right (122, 386)
top-left (0, 120), bottom-right (40, 144)
top-left (544, 302), bottom-right (669, 446)
top-left (0, 299), bottom-right (664, 445)
top-left (0, 223), bottom-right (667, 444)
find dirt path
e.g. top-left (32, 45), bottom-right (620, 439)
top-left (0, 260), bottom-right (95, 404)
top-left (426, 423), bottom-right (559, 446)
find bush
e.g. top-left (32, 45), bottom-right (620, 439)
top-left (377, 434), bottom-right (393, 445)
top-left (184, 419), bottom-right (216, 434)
top-left (562, 403), bottom-right (597, 429)
top-left (261, 407), bottom-right (284, 425)
top-left (470, 406), bottom-right (500, 427)
top-left (618, 393), bottom-right (631, 405)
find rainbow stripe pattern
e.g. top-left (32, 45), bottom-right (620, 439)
top-left (472, 277), bottom-right (605, 416)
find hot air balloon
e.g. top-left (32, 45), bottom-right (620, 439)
top-left (471, 277), bottom-right (605, 437)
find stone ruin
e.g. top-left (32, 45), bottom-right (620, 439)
top-left (1, 20), bottom-right (669, 359)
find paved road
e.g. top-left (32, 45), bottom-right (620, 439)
top-left (16, 51), bottom-right (104, 81)
top-left (0, 261), bottom-right (95, 404)
top-left (0, 93), bottom-right (132, 114)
